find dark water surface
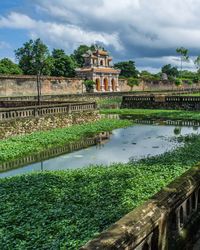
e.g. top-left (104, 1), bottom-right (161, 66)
top-left (1, 124), bottom-right (199, 178)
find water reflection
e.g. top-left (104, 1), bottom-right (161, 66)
top-left (1, 124), bottom-right (199, 178)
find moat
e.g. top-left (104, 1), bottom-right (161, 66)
top-left (1, 123), bottom-right (199, 178)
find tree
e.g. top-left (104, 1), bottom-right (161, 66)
top-left (127, 77), bottom-right (139, 91)
top-left (176, 47), bottom-right (189, 78)
top-left (0, 58), bottom-right (22, 75)
top-left (161, 64), bottom-right (179, 77)
top-left (15, 39), bottom-right (52, 104)
top-left (51, 49), bottom-right (76, 77)
top-left (194, 56), bottom-right (200, 74)
top-left (114, 61), bottom-right (138, 78)
top-left (71, 45), bottom-right (95, 67)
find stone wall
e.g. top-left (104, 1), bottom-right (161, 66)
top-left (0, 111), bottom-right (100, 140)
top-left (0, 75), bottom-right (200, 97)
top-left (0, 75), bottom-right (84, 96)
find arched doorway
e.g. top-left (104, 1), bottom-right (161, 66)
top-left (111, 79), bottom-right (115, 91)
top-left (96, 78), bottom-right (101, 92)
top-left (104, 78), bottom-right (109, 91)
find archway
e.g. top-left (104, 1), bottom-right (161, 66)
top-left (96, 78), bottom-right (101, 92)
top-left (104, 78), bottom-right (109, 91)
top-left (111, 79), bottom-right (115, 91)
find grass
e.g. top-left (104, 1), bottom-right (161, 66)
top-left (1, 134), bottom-right (200, 249)
top-left (0, 119), bottom-right (132, 164)
top-left (101, 108), bottom-right (200, 121)
top-left (97, 97), bottom-right (122, 109)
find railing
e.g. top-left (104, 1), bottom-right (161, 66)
top-left (121, 95), bottom-right (200, 110)
top-left (166, 96), bottom-right (200, 102)
top-left (81, 165), bottom-right (200, 250)
top-left (0, 102), bottom-right (97, 121)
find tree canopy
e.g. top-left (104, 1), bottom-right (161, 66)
top-left (161, 64), bottom-right (179, 77)
top-left (15, 38), bottom-right (51, 75)
top-left (114, 60), bottom-right (139, 78)
top-left (71, 45), bottom-right (95, 67)
top-left (0, 58), bottom-right (22, 75)
top-left (51, 49), bottom-right (76, 77)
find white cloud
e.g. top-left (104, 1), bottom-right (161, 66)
top-left (0, 12), bottom-right (123, 53)
top-left (0, 12), bottom-right (35, 29)
top-left (1, 0), bottom-right (200, 71)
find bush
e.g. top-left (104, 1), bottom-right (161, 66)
top-left (187, 79), bottom-right (193, 86)
top-left (175, 78), bottom-right (183, 86)
top-left (83, 80), bottom-right (95, 92)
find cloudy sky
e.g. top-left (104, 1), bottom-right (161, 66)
top-left (0, 0), bottom-right (200, 72)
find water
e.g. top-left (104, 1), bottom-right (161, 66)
top-left (1, 124), bottom-right (200, 178)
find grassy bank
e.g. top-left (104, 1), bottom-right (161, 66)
top-left (0, 119), bottom-right (132, 164)
top-left (101, 108), bottom-right (200, 121)
top-left (1, 135), bottom-right (200, 249)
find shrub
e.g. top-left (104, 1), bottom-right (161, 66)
top-left (175, 78), bottom-right (183, 87)
top-left (84, 80), bottom-right (95, 92)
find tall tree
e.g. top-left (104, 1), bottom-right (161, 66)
top-left (114, 61), bottom-right (138, 78)
top-left (51, 49), bottom-right (76, 77)
top-left (161, 64), bottom-right (179, 77)
top-left (15, 38), bottom-right (52, 104)
top-left (15, 39), bottom-right (51, 75)
top-left (71, 44), bottom-right (95, 67)
top-left (194, 56), bottom-right (200, 73)
top-left (176, 47), bottom-right (189, 78)
top-left (0, 58), bottom-right (22, 75)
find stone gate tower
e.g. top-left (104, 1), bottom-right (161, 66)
top-left (76, 49), bottom-right (121, 92)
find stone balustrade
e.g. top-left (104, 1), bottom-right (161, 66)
top-left (0, 102), bottom-right (97, 121)
top-left (121, 95), bottom-right (200, 110)
top-left (81, 165), bottom-right (200, 250)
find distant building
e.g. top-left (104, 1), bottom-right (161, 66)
top-left (76, 49), bottom-right (121, 92)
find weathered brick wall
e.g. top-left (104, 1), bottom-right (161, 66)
top-left (0, 75), bottom-right (84, 96)
top-left (0, 75), bottom-right (199, 97)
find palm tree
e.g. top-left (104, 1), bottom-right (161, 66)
top-left (194, 56), bottom-right (200, 72)
top-left (176, 47), bottom-right (189, 78)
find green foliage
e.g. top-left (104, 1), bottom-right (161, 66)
top-left (1, 134), bottom-right (200, 249)
top-left (175, 78), bottom-right (183, 86)
top-left (161, 64), bottom-right (179, 77)
top-left (101, 109), bottom-right (200, 121)
top-left (15, 38), bottom-right (51, 75)
top-left (176, 47), bottom-right (189, 78)
top-left (0, 119), bottom-right (132, 164)
top-left (51, 49), bottom-right (76, 77)
top-left (194, 56), bottom-right (200, 71)
top-left (139, 70), bottom-right (160, 81)
top-left (0, 58), bottom-right (22, 75)
top-left (127, 77), bottom-right (139, 91)
top-left (114, 60), bottom-right (139, 78)
top-left (71, 45), bottom-right (95, 67)
top-left (186, 79), bottom-right (193, 86)
top-left (83, 80), bottom-right (95, 92)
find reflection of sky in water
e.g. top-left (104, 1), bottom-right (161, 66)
top-left (1, 125), bottom-right (200, 178)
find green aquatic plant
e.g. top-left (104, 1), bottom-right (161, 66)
top-left (0, 119), bottom-right (132, 164)
top-left (1, 134), bottom-right (200, 249)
